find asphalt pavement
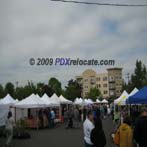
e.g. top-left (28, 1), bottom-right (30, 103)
top-left (0, 117), bottom-right (116, 147)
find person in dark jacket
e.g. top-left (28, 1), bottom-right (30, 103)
top-left (133, 107), bottom-right (147, 147)
top-left (90, 117), bottom-right (106, 147)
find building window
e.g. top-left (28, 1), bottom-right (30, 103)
top-left (97, 84), bottom-right (101, 88)
top-left (103, 77), bottom-right (107, 81)
top-left (103, 91), bottom-right (108, 94)
top-left (116, 90), bottom-right (120, 93)
top-left (84, 85), bottom-right (88, 89)
top-left (96, 77), bottom-right (101, 81)
top-left (103, 84), bottom-right (107, 88)
top-left (84, 79), bottom-right (88, 82)
top-left (91, 79), bottom-right (95, 85)
top-left (109, 76), bottom-right (114, 81)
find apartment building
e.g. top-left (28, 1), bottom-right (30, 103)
top-left (76, 68), bottom-right (122, 98)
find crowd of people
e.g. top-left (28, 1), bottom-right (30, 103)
top-left (37, 108), bottom-right (56, 129)
top-left (82, 104), bottom-right (147, 147)
top-left (3, 104), bottom-right (147, 147)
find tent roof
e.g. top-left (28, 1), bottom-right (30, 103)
top-left (127, 86), bottom-right (147, 104)
top-left (41, 94), bottom-right (59, 106)
top-left (84, 99), bottom-right (92, 105)
top-left (59, 95), bottom-right (72, 104)
top-left (101, 99), bottom-right (108, 103)
top-left (74, 98), bottom-right (94, 105)
top-left (114, 90), bottom-right (129, 105)
top-left (129, 88), bottom-right (139, 96)
top-left (15, 94), bottom-right (47, 108)
top-left (0, 94), bottom-right (16, 105)
top-left (95, 99), bottom-right (101, 103)
top-left (50, 93), bottom-right (60, 105)
top-left (74, 98), bottom-right (84, 105)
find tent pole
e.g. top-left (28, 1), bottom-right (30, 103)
top-left (15, 107), bottom-right (16, 123)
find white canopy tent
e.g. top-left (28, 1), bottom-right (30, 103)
top-left (0, 105), bottom-right (9, 126)
top-left (59, 95), bottom-right (73, 104)
top-left (95, 99), bottom-right (101, 103)
top-left (36, 94), bottom-right (41, 99)
top-left (14, 94), bottom-right (47, 108)
top-left (114, 90), bottom-right (129, 105)
top-left (74, 98), bottom-right (93, 106)
top-left (49, 93), bottom-right (60, 105)
top-left (0, 100), bottom-right (3, 105)
top-left (129, 87), bottom-right (139, 96)
top-left (84, 99), bottom-right (94, 105)
top-left (101, 99), bottom-right (108, 104)
top-left (114, 88), bottom-right (139, 106)
top-left (0, 94), bottom-right (17, 105)
top-left (41, 93), bottom-right (60, 107)
top-left (74, 98), bottom-right (84, 105)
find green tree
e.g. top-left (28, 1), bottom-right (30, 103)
top-left (0, 84), bottom-right (5, 98)
top-left (122, 80), bottom-right (132, 93)
top-left (64, 79), bottom-right (81, 101)
top-left (131, 60), bottom-right (147, 89)
top-left (21, 81), bottom-right (37, 98)
top-left (48, 77), bottom-right (62, 96)
top-left (5, 82), bottom-right (15, 97)
top-left (36, 83), bottom-right (45, 97)
top-left (15, 87), bottom-right (25, 100)
top-left (42, 85), bottom-right (54, 97)
top-left (86, 87), bottom-right (101, 101)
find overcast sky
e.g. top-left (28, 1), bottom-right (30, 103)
top-left (0, 0), bottom-right (147, 87)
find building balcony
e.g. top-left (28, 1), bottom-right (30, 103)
top-left (109, 87), bottom-right (115, 90)
top-left (109, 80), bottom-right (115, 83)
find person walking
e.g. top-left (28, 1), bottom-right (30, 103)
top-left (73, 107), bottom-right (80, 128)
top-left (5, 111), bottom-right (15, 147)
top-left (66, 107), bottom-right (74, 129)
top-left (50, 109), bottom-right (55, 128)
top-left (47, 108), bottom-right (52, 129)
top-left (134, 107), bottom-right (147, 147)
top-left (90, 118), bottom-right (106, 147)
top-left (114, 116), bottom-right (133, 147)
top-left (83, 110), bottom-right (94, 147)
top-left (113, 109), bottom-right (120, 131)
top-left (63, 108), bottom-right (69, 129)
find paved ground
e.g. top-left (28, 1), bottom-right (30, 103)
top-left (0, 118), bottom-right (115, 147)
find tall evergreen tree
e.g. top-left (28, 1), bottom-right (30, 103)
top-left (131, 60), bottom-right (147, 89)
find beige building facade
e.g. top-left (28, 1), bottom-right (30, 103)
top-left (76, 68), bottom-right (123, 99)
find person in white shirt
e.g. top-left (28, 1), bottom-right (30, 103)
top-left (83, 110), bottom-right (94, 147)
top-left (5, 111), bottom-right (15, 147)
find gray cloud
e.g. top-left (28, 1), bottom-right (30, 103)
top-left (0, 0), bottom-right (147, 87)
